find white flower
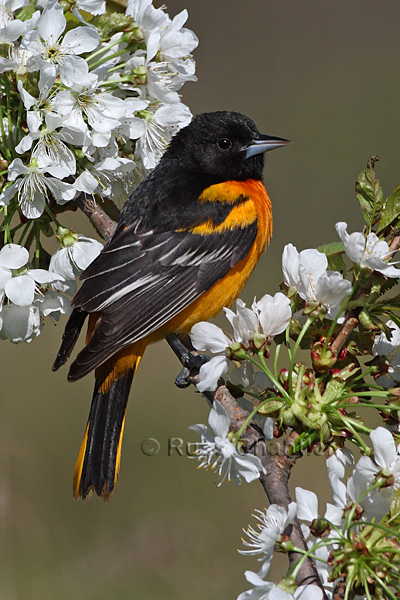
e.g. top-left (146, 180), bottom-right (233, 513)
top-left (0, 41), bottom-right (37, 74)
top-left (0, 303), bottom-right (41, 343)
top-left (49, 230), bottom-right (103, 293)
top-left (0, 158), bottom-right (75, 218)
top-left (191, 294), bottom-right (291, 392)
top-left (16, 79), bottom-right (57, 134)
top-left (158, 9), bottom-right (198, 62)
top-left (282, 243), bottom-right (351, 318)
top-left (295, 486), bottom-right (343, 533)
top-left (189, 400), bottom-right (265, 487)
top-left (252, 293), bottom-right (292, 337)
top-left (0, 1), bottom-right (40, 44)
top-left (125, 0), bottom-right (167, 36)
top-left (27, 1), bottom-right (99, 87)
top-left (372, 321), bottom-right (400, 387)
top-left (240, 503), bottom-right (297, 577)
top-left (3, 264), bottom-right (63, 307)
top-left (347, 426), bottom-right (400, 520)
top-left (55, 79), bottom-right (126, 137)
top-left (136, 103), bottom-right (192, 170)
top-left (16, 112), bottom-right (77, 176)
top-left (34, 289), bottom-right (71, 320)
top-left (73, 157), bottom-right (136, 202)
top-left (336, 221), bottom-right (400, 278)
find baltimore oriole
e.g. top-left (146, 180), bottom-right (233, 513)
top-left (53, 111), bottom-right (291, 500)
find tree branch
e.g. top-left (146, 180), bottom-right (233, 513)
top-left (331, 316), bottom-right (359, 357)
top-left (210, 385), bottom-right (325, 593)
top-left (74, 193), bottom-right (117, 242)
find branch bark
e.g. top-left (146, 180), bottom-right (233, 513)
top-left (74, 194), bottom-right (117, 242)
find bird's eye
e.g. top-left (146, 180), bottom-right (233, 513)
top-left (217, 138), bottom-right (232, 151)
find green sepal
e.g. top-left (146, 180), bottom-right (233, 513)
top-left (257, 399), bottom-right (284, 415)
top-left (288, 430), bottom-right (319, 454)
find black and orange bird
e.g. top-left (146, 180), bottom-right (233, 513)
top-left (53, 111), bottom-right (291, 500)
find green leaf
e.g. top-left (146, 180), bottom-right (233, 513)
top-left (317, 242), bottom-right (344, 255)
top-left (317, 242), bottom-right (346, 273)
top-left (355, 157), bottom-right (383, 227)
top-left (377, 183), bottom-right (400, 232)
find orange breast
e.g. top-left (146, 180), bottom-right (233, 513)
top-left (159, 179), bottom-right (273, 337)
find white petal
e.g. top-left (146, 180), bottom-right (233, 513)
top-left (208, 400), bottom-right (230, 438)
top-left (197, 356), bottom-right (229, 392)
top-left (295, 585), bottom-right (323, 600)
top-left (233, 453), bottom-right (265, 482)
top-left (72, 237), bottom-right (103, 270)
top-left (8, 158), bottom-right (30, 180)
top-left (315, 272), bottom-right (351, 307)
top-left (58, 55), bottom-right (89, 87)
top-left (336, 222), bottom-right (365, 264)
top-left (49, 247), bottom-right (75, 280)
top-left (73, 170), bottom-right (99, 193)
top-left (373, 321), bottom-right (400, 356)
top-left (5, 274), bottom-right (35, 306)
top-left (295, 487), bottom-right (318, 522)
top-left (29, 269), bottom-right (64, 284)
top-left (0, 303), bottom-right (41, 343)
top-left (38, 1), bottom-right (66, 44)
top-left (62, 26), bottom-right (99, 55)
top-left (282, 243), bottom-right (300, 287)
top-left (370, 426), bottom-right (397, 469)
top-left (0, 244), bottom-right (29, 269)
top-left (257, 292), bottom-right (291, 336)
top-left (190, 321), bottom-right (230, 353)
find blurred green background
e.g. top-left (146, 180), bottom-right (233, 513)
top-left (2, 1), bottom-right (400, 598)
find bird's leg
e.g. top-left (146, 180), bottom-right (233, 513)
top-left (166, 334), bottom-right (209, 388)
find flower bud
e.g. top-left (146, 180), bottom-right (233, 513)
top-left (56, 226), bottom-right (79, 248)
top-left (310, 517), bottom-right (331, 538)
top-left (227, 342), bottom-right (247, 361)
top-left (311, 340), bottom-right (337, 373)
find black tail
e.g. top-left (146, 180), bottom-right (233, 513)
top-left (73, 368), bottom-right (134, 500)
top-left (52, 308), bottom-right (87, 372)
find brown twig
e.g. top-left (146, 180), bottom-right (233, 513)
top-left (74, 194), bottom-right (117, 242)
top-left (331, 316), bottom-right (359, 357)
top-left (388, 232), bottom-right (400, 256)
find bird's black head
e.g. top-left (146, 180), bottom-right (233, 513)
top-left (164, 111), bottom-right (290, 184)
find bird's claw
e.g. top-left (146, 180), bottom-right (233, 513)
top-left (174, 353), bottom-right (210, 388)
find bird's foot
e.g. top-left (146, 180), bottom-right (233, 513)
top-left (174, 353), bottom-right (210, 388)
top-left (166, 334), bottom-right (210, 388)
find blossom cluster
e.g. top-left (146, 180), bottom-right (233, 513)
top-left (188, 203), bottom-right (400, 598)
top-left (0, 0), bottom-right (197, 341)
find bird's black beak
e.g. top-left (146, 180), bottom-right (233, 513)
top-left (243, 134), bottom-right (292, 159)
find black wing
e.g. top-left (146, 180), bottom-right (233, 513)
top-left (66, 217), bottom-right (257, 380)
